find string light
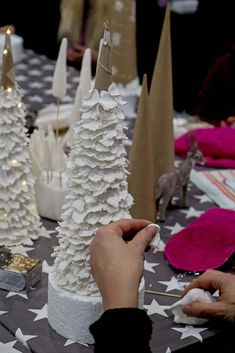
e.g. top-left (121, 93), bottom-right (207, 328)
top-left (11, 159), bottom-right (18, 166)
top-left (17, 102), bottom-right (23, 108)
top-left (6, 28), bottom-right (11, 35)
top-left (7, 87), bottom-right (12, 93)
top-left (3, 49), bottom-right (8, 55)
top-left (21, 180), bottom-right (27, 186)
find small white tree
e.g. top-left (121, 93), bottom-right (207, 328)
top-left (0, 31), bottom-right (45, 246)
top-left (52, 26), bottom-right (133, 295)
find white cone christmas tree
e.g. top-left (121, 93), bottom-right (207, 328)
top-left (51, 24), bottom-right (133, 295)
top-left (48, 25), bottom-right (134, 343)
top-left (0, 30), bottom-right (45, 246)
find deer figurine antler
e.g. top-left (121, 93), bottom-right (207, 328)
top-left (155, 132), bottom-right (205, 222)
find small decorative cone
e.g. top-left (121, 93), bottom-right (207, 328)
top-left (128, 75), bottom-right (156, 222)
top-left (52, 38), bottom-right (67, 100)
top-left (109, 0), bottom-right (137, 85)
top-left (149, 4), bottom-right (174, 184)
top-left (0, 29), bottom-right (15, 90)
top-left (79, 48), bottom-right (91, 97)
top-left (94, 24), bottom-right (112, 92)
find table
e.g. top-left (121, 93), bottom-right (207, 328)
top-left (0, 49), bottom-right (233, 353)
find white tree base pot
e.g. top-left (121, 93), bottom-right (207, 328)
top-left (35, 172), bottom-right (68, 221)
top-left (48, 273), bottom-right (145, 345)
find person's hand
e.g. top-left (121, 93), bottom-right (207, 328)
top-left (181, 269), bottom-right (235, 322)
top-left (221, 116), bottom-right (235, 127)
top-left (89, 219), bottom-right (157, 310)
top-left (67, 42), bottom-right (98, 63)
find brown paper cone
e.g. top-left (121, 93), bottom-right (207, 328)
top-left (1, 30), bottom-right (15, 90)
top-left (109, 0), bottom-right (137, 85)
top-left (94, 24), bottom-right (113, 92)
top-left (128, 75), bottom-right (156, 222)
top-left (149, 4), bottom-right (174, 184)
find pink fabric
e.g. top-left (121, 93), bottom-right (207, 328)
top-left (164, 208), bottom-right (235, 272)
top-left (174, 127), bottom-right (235, 168)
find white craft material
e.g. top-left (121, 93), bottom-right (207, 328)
top-left (48, 274), bottom-right (145, 344)
top-left (168, 288), bottom-right (214, 325)
top-left (35, 171), bottom-right (68, 221)
top-left (0, 33), bottom-right (23, 64)
top-left (148, 224), bottom-right (165, 251)
top-left (34, 104), bottom-right (72, 130)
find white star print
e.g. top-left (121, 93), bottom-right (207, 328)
top-left (172, 325), bottom-right (207, 342)
top-left (0, 341), bottom-right (22, 353)
top-left (9, 245), bottom-right (34, 256)
top-left (28, 95), bottom-right (43, 103)
top-left (15, 75), bottom-right (27, 81)
top-left (165, 222), bottom-right (184, 235)
top-left (64, 339), bottom-right (88, 347)
top-left (43, 64), bottom-right (54, 70)
top-left (29, 82), bottom-right (43, 89)
top-left (0, 310), bottom-right (8, 315)
top-left (158, 276), bottom-right (189, 292)
top-left (144, 299), bottom-right (168, 317)
top-left (15, 328), bottom-right (37, 349)
top-left (194, 194), bottom-right (212, 203)
top-left (144, 260), bottom-right (160, 273)
top-left (28, 69), bottom-right (41, 76)
top-left (28, 304), bottom-right (48, 321)
top-left (40, 229), bottom-right (52, 239)
top-left (42, 260), bottom-right (52, 274)
top-left (180, 207), bottom-right (204, 219)
top-left (6, 292), bottom-right (28, 299)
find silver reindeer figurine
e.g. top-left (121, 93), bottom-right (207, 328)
top-left (155, 133), bottom-right (205, 222)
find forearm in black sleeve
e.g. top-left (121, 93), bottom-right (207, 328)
top-left (90, 308), bottom-right (153, 353)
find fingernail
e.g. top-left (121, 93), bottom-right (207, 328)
top-left (147, 224), bottom-right (161, 247)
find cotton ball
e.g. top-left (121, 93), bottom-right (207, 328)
top-left (168, 288), bottom-right (214, 325)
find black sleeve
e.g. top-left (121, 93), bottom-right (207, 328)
top-left (90, 308), bottom-right (153, 353)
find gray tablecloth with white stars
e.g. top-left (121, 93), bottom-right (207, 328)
top-left (0, 49), bottom-right (233, 353)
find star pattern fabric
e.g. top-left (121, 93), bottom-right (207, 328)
top-left (164, 223), bottom-right (184, 235)
top-left (180, 207), bottom-right (204, 219)
top-left (144, 260), bottom-right (160, 273)
top-left (15, 328), bottom-right (37, 349)
top-left (28, 304), bottom-right (48, 321)
top-left (158, 276), bottom-right (189, 292)
top-left (0, 341), bottom-right (22, 353)
top-left (172, 326), bottom-right (208, 342)
top-left (144, 299), bottom-right (169, 317)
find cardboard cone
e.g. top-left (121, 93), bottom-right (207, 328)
top-left (149, 4), bottom-right (174, 184)
top-left (109, 0), bottom-right (137, 85)
top-left (128, 75), bottom-right (156, 222)
top-left (0, 29), bottom-right (15, 90)
top-left (94, 24), bottom-right (113, 92)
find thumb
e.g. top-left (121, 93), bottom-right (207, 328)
top-left (183, 301), bottom-right (225, 319)
top-left (130, 224), bottom-right (157, 253)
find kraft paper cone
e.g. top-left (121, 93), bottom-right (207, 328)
top-left (128, 75), bottom-right (156, 222)
top-left (149, 4), bottom-right (174, 184)
top-left (1, 30), bottom-right (15, 90)
top-left (94, 24), bottom-right (113, 92)
top-left (109, 0), bottom-right (137, 85)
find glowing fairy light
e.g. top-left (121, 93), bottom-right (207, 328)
top-left (21, 180), bottom-right (27, 186)
top-left (11, 159), bottom-right (18, 166)
top-left (6, 28), bottom-right (11, 35)
top-left (3, 49), bottom-right (8, 55)
top-left (7, 87), bottom-right (12, 93)
top-left (17, 102), bottom-right (23, 108)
